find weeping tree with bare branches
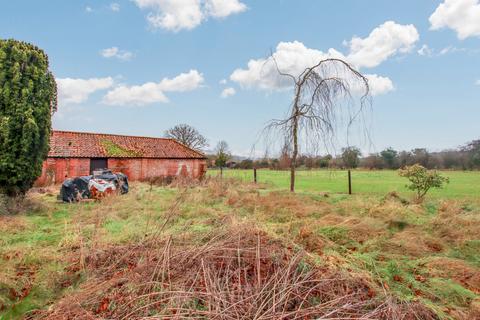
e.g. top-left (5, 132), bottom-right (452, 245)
top-left (265, 58), bottom-right (370, 192)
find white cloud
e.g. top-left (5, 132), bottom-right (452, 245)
top-left (230, 41), bottom-right (346, 91)
top-left (156, 69), bottom-right (205, 92)
top-left (205, 0), bottom-right (246, 18)
top-left (230, 21), bottom-right (416, 96)
top-left (57, 77), bottom-right (114, 104)
top-left (103, 70), bottom-right (204, 106)
top-left (100, 47), bottom-right (134, 61)
top-left (132, 0), bottom-right (246, 31)
top-left (230, 43), bottom-right (393, 96)
top-left (103, 82), bottom-right (169, 105)
top-left (439, 46), bottom-right (466, 55)
top-left (110, 3), bottom-right (120, 12)
top-left (476, 79), bottom-right (480, 85)
top-left (440, 46), bottom-right (452, 55)
top-left (85, 6), bottom-right (93, 12)
top-left (346, 21), bottom-right (419, 68)
top-left (365, 74), bottom-right (394, 96)
top-left (219, 79), bottom-right (228, 85)
top-left (221, 87), bottom-right (236, 98)
top-left (418, 44), bottom-right (433, 56)
top-left (430, 0), bottom-right (480, 39)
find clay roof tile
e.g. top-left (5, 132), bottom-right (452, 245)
top-left (48, 131), bottom-right (206, 159)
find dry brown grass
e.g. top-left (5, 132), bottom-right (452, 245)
top-left (0, 215), bottom-right (28, 233)
top-left (343, 217), bottom-right (387, 244)
top-left (382, 229), bottom-right (445, 257)
top-left (432, 205), bottom-right (480, 245)
top-left (364, 198), bottom-right (423, 221)
top-left (426, 257), bottom-right (480, 294)
top-left (294, 225), bottom-right (327, 254)
top-left (257, 192), bottom-right (327, 218)
top-left (31, 222), bottom-right (436, 320)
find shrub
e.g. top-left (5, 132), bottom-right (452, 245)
top-left (0, 39), bottom-right (57, 196)
top-left (398, 164), bottom-right (449, 201)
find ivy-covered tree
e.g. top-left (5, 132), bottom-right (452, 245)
top-left (0, 39), bottom-right (57, 196)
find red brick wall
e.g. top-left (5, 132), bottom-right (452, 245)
top-left (107, 158), bottom-right (206, 181)
top-left (36, 158), bottom-right (90, 185)
top-left (36, 157), bottom-right (206, 186)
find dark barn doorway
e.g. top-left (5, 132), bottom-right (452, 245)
top-left (90, 158), bottom-right (108, 174)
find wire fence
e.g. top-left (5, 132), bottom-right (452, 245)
top-left (206, 168), bottom-right (479, 198)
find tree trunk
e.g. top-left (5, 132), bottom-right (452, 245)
top-left (290, 110), bottom-right (299, 192)
top-left (290, 161), bottom-right (295, 192)
top-left (289, 81), bottom-right (302, 193)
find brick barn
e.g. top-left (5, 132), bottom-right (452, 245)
top-left (36, 131), bottom-right (207, 186)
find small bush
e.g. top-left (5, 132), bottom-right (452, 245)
top-left (398, 164), bottom-right (449, 202)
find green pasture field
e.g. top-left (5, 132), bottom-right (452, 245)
top-left (208, 169), bottom-right (480, 199)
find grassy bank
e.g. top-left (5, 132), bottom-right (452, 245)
top-left (208, 169), bottom-right (480, 199)
top-left (0, 179), bottom-right (479, 318)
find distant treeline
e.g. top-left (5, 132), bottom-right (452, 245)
top-left (212, 139), bottom-right (480, 170)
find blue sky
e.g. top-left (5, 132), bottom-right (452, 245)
top-left (1, 0), bottom-right (479, 156)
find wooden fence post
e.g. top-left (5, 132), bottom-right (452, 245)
top-left (348, 170), bottom-right (352, 195)
top-left (254, 168), bottom-right (257, 183)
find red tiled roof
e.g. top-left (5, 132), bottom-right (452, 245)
top-left (48, 131), bottom-right (206, 159)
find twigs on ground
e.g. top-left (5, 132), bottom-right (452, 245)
top-left (32, 223), bottom-right (436, 319)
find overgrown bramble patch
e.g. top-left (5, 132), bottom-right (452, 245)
top-left (32, 224), bottom-right (436, 319)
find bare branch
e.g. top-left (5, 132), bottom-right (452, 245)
top-left (261, 57), bottom-right (372, 192)
top-left (164, 124), bottom-right (208, 151)
top-left (269, 53), bottom-right (297, 84)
